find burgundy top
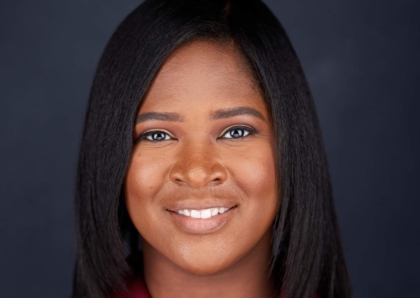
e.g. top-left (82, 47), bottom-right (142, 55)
top-left (111, 278), bottom-right (150, 298)
top-left (111, 253), bottom-right (318, 297)
top-left (112, 277), bottom-right (318, 298)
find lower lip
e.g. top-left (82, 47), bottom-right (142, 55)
top-left (168, 208), bottom-right (236, 234)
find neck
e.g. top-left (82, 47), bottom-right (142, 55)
top-left (141, 230), bottom-right (276, 298)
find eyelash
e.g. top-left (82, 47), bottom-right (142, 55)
top-left (137, 126), bottom-right (257, 142)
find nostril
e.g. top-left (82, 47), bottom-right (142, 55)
top-left (174, 178), bottom-right (187, 186)
top-left (210, 177), bottom-right (223, 185)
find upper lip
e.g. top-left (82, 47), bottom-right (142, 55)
top-left (165, 199), bottom-right (238, 212)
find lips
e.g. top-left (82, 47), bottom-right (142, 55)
top-left (165, 199), bottom-right (238, 234)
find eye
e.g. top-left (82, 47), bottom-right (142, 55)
top-left (220, 126), bottom-right (257, 139)
top-left (138, 130), bottom-right (174, 142)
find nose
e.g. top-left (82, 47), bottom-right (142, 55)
top-left (169, 141), bottom-right (228, 188)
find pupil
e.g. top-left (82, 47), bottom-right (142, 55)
top-left (154, 133), bottom-right (164, 140)
top-left (231, 129), bottom-right (243, 138)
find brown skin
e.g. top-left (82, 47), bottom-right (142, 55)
top-left (124, 40), bottom-right (279, 298)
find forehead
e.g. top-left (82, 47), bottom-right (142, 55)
top-left (139, 40), bottom-right (265, 112)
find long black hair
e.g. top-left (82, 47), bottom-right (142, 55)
top-left (73, 0), bottom-right (352, 297)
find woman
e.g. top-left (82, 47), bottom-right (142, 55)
top-left (72, 0), bottom-right (352, 297)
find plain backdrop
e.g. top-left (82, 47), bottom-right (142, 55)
top-left (0, 0), bottom-right (419, 297)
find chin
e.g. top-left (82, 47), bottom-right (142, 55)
top-left (170, 244), bottom-right (238, 276)
top-left (176, 257), bottom-right (231, 276)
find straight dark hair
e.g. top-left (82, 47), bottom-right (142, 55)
top-left (73, 0), bottom-right (352, 297)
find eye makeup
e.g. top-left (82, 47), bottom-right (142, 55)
top-left (136, 125), bottom-right (258, 143)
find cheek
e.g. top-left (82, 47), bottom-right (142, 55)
top-left (125, 154), bottom-right (166, 200)
top-left (124, 153), bottom-right (169, 234)
top-left (232, 145), bottom-right (277, 205)
top-left (229, 143), bottom-right (279, 242)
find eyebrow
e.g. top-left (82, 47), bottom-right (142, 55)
top-left (136, 106), bottom-right (266, 124)
top-left (136, 112), bottom-right (184, 123)
top-left (210, 107), bottom-right (266, 122)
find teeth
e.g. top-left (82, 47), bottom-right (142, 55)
top-left (219, 207), bottom-right (228, 213)
top-left (190, 210), bottom-right (200, 218)
top-left (201, 209), bottom-right (211, 219)
top-left (176, 207), bottom-right (231, 218)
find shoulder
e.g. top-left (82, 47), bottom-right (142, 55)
top-left (110, 277), bottom-right (150, 298)
top-left (110, 252), bottom-right (151, 298)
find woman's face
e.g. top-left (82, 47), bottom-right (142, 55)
top-left (125, 40), bottom-right (279, 275)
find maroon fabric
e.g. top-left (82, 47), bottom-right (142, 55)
top-left (111, 278), bottom-right (150, 298)
top-left (111, 253), bottom-right (319, 297)
top-left (112, 277), bottom-right (319, 298)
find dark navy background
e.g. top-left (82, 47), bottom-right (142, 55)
top-left (1, 0), bottom-right (419, 297)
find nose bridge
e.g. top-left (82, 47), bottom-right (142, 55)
top-left (169, 138), bottom-right (227, 188)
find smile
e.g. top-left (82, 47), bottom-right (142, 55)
top-left (175, 207), bottom-right (231, 218)
top-left (167, 205), bottom-right (237, 234)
